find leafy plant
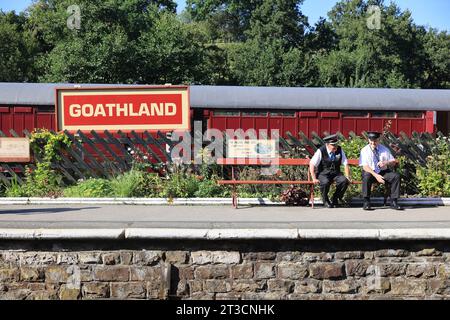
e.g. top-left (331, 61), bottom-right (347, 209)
top-left (63, 178), bottom-right (113, 198)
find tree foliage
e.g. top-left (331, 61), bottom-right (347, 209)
top-left (0, 0), bottom-right (447, 88)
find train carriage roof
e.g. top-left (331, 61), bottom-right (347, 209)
top-left (0, 83), bottom-right (449, 111)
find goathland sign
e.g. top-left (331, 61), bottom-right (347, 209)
top-left (55, 86), bottom-right (190, 131)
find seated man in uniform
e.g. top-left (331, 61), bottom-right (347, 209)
top-left (359, 132), bottom-right (403, 211)
top-left (309, 134), bottom-right (351, 208)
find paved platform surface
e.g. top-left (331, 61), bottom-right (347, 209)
top-left (0, 204), bottom-right (449, 230)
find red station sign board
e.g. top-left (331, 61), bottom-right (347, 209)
top-left (55, 86), bottom-right (190, 131)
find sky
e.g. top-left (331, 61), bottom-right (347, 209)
top-left (0, 0), bottom-right (449, 31)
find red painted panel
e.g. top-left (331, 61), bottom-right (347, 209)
top-left (342, 119), bottom-right (356, 136)
top-left (283, 118), bottom-right (297, 137)
top-left (36, 114), bottom-right (56, 131)
top-left (355, 119), bottom-right (370, 135)
top-left (299, 112), bottom-right (317, 118)
top-left (241, 118), bottom-right (255, 131)
top-left (397, 119), bottom-right (411, 135)
top-left (255, 118), bottom-right (268, 134)
top-left (320, 112), bottom-right (339, 118)
top-left (411, 120), bottom-right (424, 133)
top-left (14, 106), bottom-right (33, 113)
top-left (425, 111), bottom-right (434, 133)
top-left (225, 118), bottom-right (240, 130)
top-left (369, 119), bottom-right (383, 133)
top-left (0, 107), bottom-right (9, 113)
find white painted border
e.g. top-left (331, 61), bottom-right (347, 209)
top-left (0, 197), bottom-right (449, 206)
top-left (1, 228), bottom-right (450, 240)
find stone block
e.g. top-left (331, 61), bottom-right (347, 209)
top-left (374, 249), bottom-right (409, 258)
top-left (204, 280), bottom-right (232, 293)
top-left (335, 251), bottom-right (365, 260)
top-left (267, 279), bottom-right (294, 293)
top-left (277, 263), bottom-right (308, 280)
top-left (216, 293), bottom-right (242, 300)
top-left (231, 280), bottom-right (264, 292)
top-left (323, 280), bottom-right (360, 294)
top-left (129, 266), bottom-right (161, 281)
top-left (178, 266), bottom-right (195, 280)
top-left (191, 251), bottom-right (241, 265)
top-left (45, 266), bottom-right (71, 284)
top-left (294, 279), bottom-right (322, 294)
top-left (0, 268), bottom-right (20, 282)
top-left (406, 264), bottom-right (435, 278)
top-left (241, 292), bottom-right (287, 300)
top-left (56, 253), bottom-right (79, 265)
top-left (165, 251), bottom-right (189, 264)
top-left (21, 253), bottom-right (57, 265)
top-left (93, 266), bottom-right (129, 282)
top-left (254, 263), bottom-right (275, 279)
top-left (242, 252), bottom-right (277, 261)
top-left (132, 250), bottom-right (162, 265)
top-left (110, 282), bottom-right (146, 299)
top-left (303, 253), bottom-right (333, 262)
top-left (119, 252), bottom-right (133, 265)
top-left (376, 264), bottom-right (407, 277)
top-left (79, 252), bottom-right (102, 264)
top-left (345, 260), bottom-right (370, 277)
top-left (390, 278), bottom-right (427, 296)
top-left (59, 285), bottom-right (80, 300)
top-left (187, 280), bottom-right (203, 293)
top-left (194, 265), bottom-right (230, 279)
top-left (309, 263), bottom-right (345, 280)
top-left (26, 291), bottom-right (57, 300)
top-left (82, 282), bottom-right (109, 298)
top-left (276, 252), bottom-right (303, 262)
top-left (102, 253), bottom-right (120, 265)
top-left (428, 279), bottom-right (450, 295)
top-left (231, 264), bottom-right (253, 279)
top-left (20, 267), bottom-right (43, 282)
top-left (416, 249), bottom-right (441, 256)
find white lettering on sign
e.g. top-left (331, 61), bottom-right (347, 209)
top-left (68, 103), bottom-right (178, 118)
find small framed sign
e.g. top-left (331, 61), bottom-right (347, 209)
top-left (0, 137), bottom-right (31, 162)
top-left (227, 139), bottom-right (277, 159)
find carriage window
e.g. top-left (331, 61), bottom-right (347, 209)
top-left (242, 111), bottom-right (268, 116)
top-left (213, 110), bottom-right (240, 116)
top-left (269, 111), bottom-right (296, 117)
top-left (397, 112), bottom-right (423, 119)
top-left (371, 112), bottom-right (395, 118)
top-left (342, 111), bottom-right (368, 118)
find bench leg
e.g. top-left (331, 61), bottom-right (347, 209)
top-left (232, 185), bottom-right (238, 209)
top-left (310, 185), bottom-right (314, 209)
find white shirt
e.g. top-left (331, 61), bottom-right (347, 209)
top-left (310, 147), bottom-right (348, 167)
top-left (359, 144), bottom-right (394, 173)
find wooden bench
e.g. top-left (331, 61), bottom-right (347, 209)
top-left (217, 158), bottom-right (362, 208)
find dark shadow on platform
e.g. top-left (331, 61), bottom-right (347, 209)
top-left (0, 207), bottom-right (100, 215)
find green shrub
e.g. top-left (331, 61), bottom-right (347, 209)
top-left (110, 170), bottom-right (146, 198)
top-left (162, 173), bottom-right (199, 198)
top-left (63, 178), bottom-right (113, 197)
top-left (194, 176), bottom-right (229, 197)
top-left (416, 136), bottom-right (450, 197)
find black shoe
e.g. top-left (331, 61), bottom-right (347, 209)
top-left (324, 200), bottom-right (335, 209)
top-left (331, 196), bottom-right (339, 208)
top-left (363, 201), bottom-right (374, 211)
top-left (390, 200), bottom-right (404, 211)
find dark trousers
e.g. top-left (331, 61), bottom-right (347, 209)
top-left (318, 173), bottom-right (350, 202)
top-left (362, 170), bottom-right (400, 200)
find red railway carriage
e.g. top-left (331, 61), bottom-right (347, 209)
top-left (0, 83), bottom-right (449, 137)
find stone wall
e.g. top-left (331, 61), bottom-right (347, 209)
top-left (0, 240), bottom-right (449, 300)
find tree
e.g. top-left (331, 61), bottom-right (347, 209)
top-left (0, 11), bottom-right (39, 82)
top-left (315, 0), bottom-right (429, 88)
top-left (26, 0), bottom-right (206, 84)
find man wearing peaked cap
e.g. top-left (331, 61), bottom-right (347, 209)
top-left (359, 131), bottom-right (403, 211)
top-left (309, 134), bottom-right (351, 208)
